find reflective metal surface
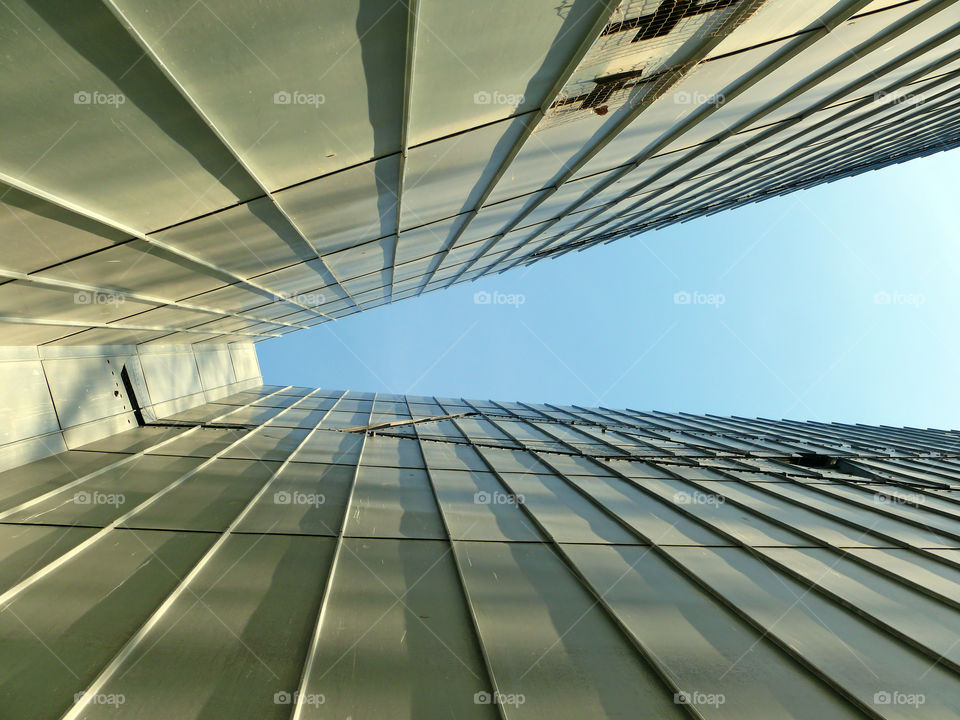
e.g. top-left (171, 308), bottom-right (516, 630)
top-left (3, 1), bottom-right (960, 343)
top-left (1, 387), bottom-right (959, 717)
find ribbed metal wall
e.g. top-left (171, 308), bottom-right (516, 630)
top-left (2, 385), bottom-right (959, 718)
top-left (3, 0), bottom-right (960, 345)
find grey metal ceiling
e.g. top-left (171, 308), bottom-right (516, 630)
top-left (2, 387), bottom-right (960, 717)
top-left (2, 0), bottom-right (960, 345)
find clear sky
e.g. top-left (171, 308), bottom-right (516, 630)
top-left (258, 149), bottom-right (960, 429)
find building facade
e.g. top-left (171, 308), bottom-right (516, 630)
top-left (2, 1), bottom-right (960, 716)
top-left (1, 0), bottom-right (960, 343)
top-left (1, 387), bottom-right (959, 717)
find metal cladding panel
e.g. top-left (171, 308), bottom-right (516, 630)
top-left (107, 0), bottom-right (406, 187)
top-left (297, 538), bottom-right (494, 720)
top-left (345, 466), bottom-right (446, 539)
top-left (408, 0), bottom-right (609, 143)
top-left (138, 350), bottom-right (204, 404)
top-left (275, 156), bottom-right (400, 256)
top-left (37, 243), bottom-right (226, 300)
top-left (194, 347), bottom-right (237, 391)
top-left (150, 198), bottom-right (318, 278)
top-left (117, 458), bottom-right (277, 532)
top-left (1, 454), bottom-right (206, 527)
top-left (42, 354), bottom-right (138, 427)
top-left (456, 540), bottom-right (690, 719)
top-left (1, 389), bottom-right (958, 717)
top-left (664, 545), bottom-right (960, 716)
top-left (0, 0), bottom-right (261, 230)
top-left (0, 359), bottom-right (59, 446)
top-left (395, 215), bottom-right (465, 266)
top-left (0, 283), bottom-right (156, 324)
top-left (561, 543), bottom-right (866, 719)
top-left (0, 186), bottom-right (123, 275)
top-left (429, 468), bottom-right (546, 542)
top-left (400, 116), bottom-right (529, 230)
top-left (234, 462), bottom-right (354, 536)
top-left (0, 529), bottom-right (216, 719)
top-left (79, 534), bottom-right (337, 720)
top-left (5, 0), bottom-right (960, 343)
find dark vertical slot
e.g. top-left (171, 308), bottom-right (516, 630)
top-left (120, 365), bottom-right (145, 426)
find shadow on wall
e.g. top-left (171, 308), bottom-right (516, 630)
top-left (0, 344), bottom-right (261, 473)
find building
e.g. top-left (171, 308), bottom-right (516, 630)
top-left (1, 0), bottom-right (959, 345)
top-left (2, 1), bottom-right (960, 717)
top-left (2, 389), bottom-right (960, 718)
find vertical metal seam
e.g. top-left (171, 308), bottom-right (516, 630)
top-left (451, 399), bottom-right (710, 720)
top-left (463, 402), bottom-right (880, 717)
top-left (388, 0), bottom-right (420, 302)
top-left (289, 392), bottom-right (378, 720)
top-left (411, 0), bottom-right (622, 295)
top-left (445, 0), bottom-right (774, 285)
top-left (61, 387), bottom-right (346, 720)
top-left (100, 0), bottom-right (361, 313)
top-left (405, 395), bottom-right (510, 720)
top-left (552, 0), bottom-right (958, 257)
top-left (0, 383), bottom-right (310, 610)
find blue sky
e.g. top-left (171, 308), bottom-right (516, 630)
top-left (258, 149), bottom-right (960, 429)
